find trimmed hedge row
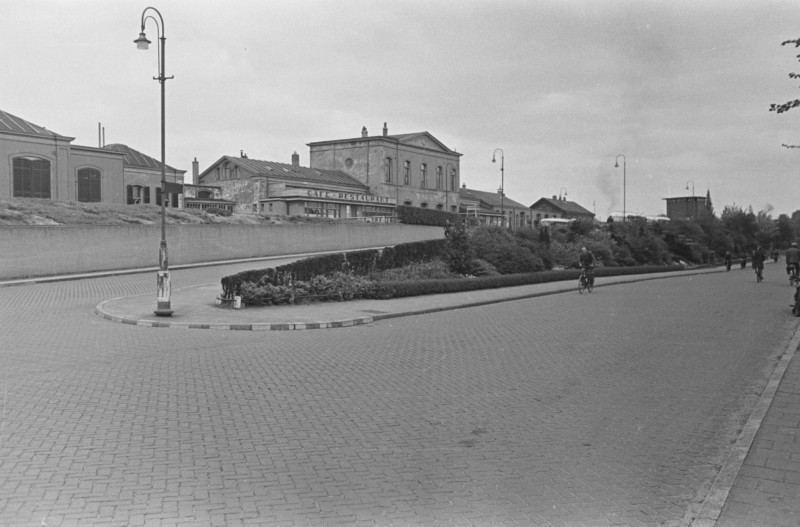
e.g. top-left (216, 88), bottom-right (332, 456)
top-left (396, 205), bottom-right (458, 227)
top-left (231, 263), bottom-right (686, 306)
top-left (376, 264), bottom-right (685, 299)
top-left (221, 239), bottom-right (447, 298)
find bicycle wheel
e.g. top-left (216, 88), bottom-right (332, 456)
top-left (578, 276), bottom-right (586, 294)
top-left (587, 278), bottom-right (594, 293)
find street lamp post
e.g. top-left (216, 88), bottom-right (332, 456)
top-left (492, 148), bottom-right (504, 227)
top-left (559, 187), bottom-right (567, 200)
top-left (686, 180), bottom-right (696, 219)
top-left (135, 7), bottom-right (174, 316)
top-left (614, 154), bottom-right (626, 223)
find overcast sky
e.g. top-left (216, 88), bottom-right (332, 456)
top-left (4, 0), bottom-right (800, 218)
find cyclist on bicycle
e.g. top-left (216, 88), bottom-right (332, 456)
top-left (579, 247), bottom-right (595, 286)
top-left (786, 242), bottom-right (800, 278)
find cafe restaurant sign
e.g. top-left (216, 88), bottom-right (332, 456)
top-left (305, 189), bottom-right (395, 205)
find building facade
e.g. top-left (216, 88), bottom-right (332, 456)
top-left (0, 109), bottom-right (184, 207)
top-left (529, 195), bottom-right (595, 226)
top-left (663, 195), bottom-right (708, 221)
top-left (307, 124), bottom-right (462, 214)
top-left (196, 152), bottom-right (396, 220)
top-left (459, 185), bottom-right (532, 230)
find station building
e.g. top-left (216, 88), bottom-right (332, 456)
top-left (0, 108), bottom-right (185, 207)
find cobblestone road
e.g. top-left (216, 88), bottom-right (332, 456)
top-left (0, 263), bottom-right (796, 526)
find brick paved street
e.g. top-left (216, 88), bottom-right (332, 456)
top-left (0, 263), bottom-right (796, 526)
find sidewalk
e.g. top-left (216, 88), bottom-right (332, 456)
top-left (94, 267), bottom-right (717, 331)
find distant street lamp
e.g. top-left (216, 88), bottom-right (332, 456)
top-left (445, 162), bottom-right (455, 213)
top-left (686, 180), bottom-right (696, 219)
top-left (135, 7), bottom-right (174, 316)
top-left (492, 148), bottom-right (504, 227)
top-left (614, 154), bottom-right (626, 223)
top-left (685, 179), bottom-right (695, 196)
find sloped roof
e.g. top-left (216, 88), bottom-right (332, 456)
top-left (0, 109), bottom-right (72, 140)
top-left (308, 130), bottom-right (461, 156)
top-left (459, 187), bottom-right (528, 209)
top-left (103, 143), bottom-right (183, 172)
top-left (530, 197), bottom-right (594, 216)
top-left (202, 156), bottom-right (368, 189)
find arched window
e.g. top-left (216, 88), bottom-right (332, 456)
top-left (13, 157), bottom-right (51, 198)
top-left (77, 168), bottom-right (101, 202)
top-left (436, 166), bottom-right (443, 189)
top-left (450, 168), bottom-right (457, 190)
top-left (403, 200), bottom-right (412, 206)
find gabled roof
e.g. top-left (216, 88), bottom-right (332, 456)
top-left (530, 197), bottom-right (594, 216)
top-left (308, 130), bottom-right (461, 156)
top-left (103, 144), bottom-right (183, 173)
top-left (200, 156), bottom-right (368, 189)
top-left (459, 187), bottom-right (528, 210)
top-left (0, 109), bottom-right (72, 140)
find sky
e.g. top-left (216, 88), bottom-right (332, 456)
top-left (3, 0), bottom-right (800, 218)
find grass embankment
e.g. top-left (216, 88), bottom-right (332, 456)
top-left (0, 198), bottom-right (337, 226)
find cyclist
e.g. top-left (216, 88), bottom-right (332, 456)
top-left (724, 251), bottom-right (732, 271)
top-left (752, 246), bottom-right (766, 281)
top-left (787, 242), bottom-right (800, 280)
top-left (578, 247), bottom-right (595, 286)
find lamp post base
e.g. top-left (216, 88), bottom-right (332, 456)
top-left (155, 269), bottom-right (173, 317)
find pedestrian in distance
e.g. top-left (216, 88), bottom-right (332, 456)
top-left (724, 251), bottom-right (732, 272)
top-left (752, 246), bottom-right (766, 282)
top-left (741, 255), bottom-right (747, 269)
top-left (786, 242), bottom-right (800, 284)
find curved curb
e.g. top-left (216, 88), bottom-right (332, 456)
top-left (689, 325), bottom-right (800, 526)
top-left (94, 301), bottom-right (375, 331)
top-left (94, 268), bottom-right (723, 331)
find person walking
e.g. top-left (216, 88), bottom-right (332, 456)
top-left (752, 246), bottom-right (766, 281)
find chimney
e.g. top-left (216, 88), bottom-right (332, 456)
top-left (240, 150), bottom-right (248, 158)
top-left (361, 126), bottom-right (368, 138)
top-left (462, 183), bottom-right (466, 189)
top-left (192, 157), bottom-right (199, 181)
top-left (552, 195), bottom-right (557, 200)
top-left (383, 122), bottom-right (388, 136)
top-left (291, 151), bottom-right (300, 168)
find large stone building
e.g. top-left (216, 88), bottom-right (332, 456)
top-left (308, 124), bottom-right (462, 214)
top-left (0, 108), bottom-right (184, 206)
top-left (196, 152), bottom-right (395, 220)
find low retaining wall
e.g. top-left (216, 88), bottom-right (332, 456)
top-left (0, 223), bottom-right (444, 280)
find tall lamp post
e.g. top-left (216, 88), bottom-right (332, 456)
top-left (445, 162), bottom-right (454, 213)
top-left (135, 7), bottom-right (174, 316)
top-left (492, 148), bottom-right (504, 227)
top-left (686, 180), bottom-right (696, 219)
top-left (614, 154), bottom-right (626, 223)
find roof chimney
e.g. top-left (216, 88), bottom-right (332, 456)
top-left (291, 151), bottom-right (300, 168)
top-left (361, 126), bottom-right (368, 138)
top-left (192, 157), bottom-right (199, 181)
top-left (552, 195), bottom-right (557, 200)
top-left (462, 183), bottom-right (466, 189)
top-left (383, 122), bottom-right (388, 136)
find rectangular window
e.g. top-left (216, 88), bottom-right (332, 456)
top-left (436, 166), bottom-right (443, 189)
top-left (13, 157), bottom-right (51, 199)
top-left (420, 163), bottom-right (427, 188)
top-left (384, 157), bottom-right (392, 183)
top-left (403, 161), bottom-right (410, 185)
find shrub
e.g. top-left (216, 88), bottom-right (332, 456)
top-left (396, 205), bottom-right (458, 227)
top-left (205, 207), bottom-right (232, 217)
top-left (469, 226), bottom-right (539, 274)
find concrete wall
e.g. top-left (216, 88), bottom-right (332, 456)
top-left (0, 222), bottom-right (444, 280)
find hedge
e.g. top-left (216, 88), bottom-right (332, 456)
top-left (396, 205), bottom-right (458, 227)
top-left (220, 238), bottom-right (448, 299)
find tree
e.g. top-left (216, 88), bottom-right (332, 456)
top-left (770, 38), bottom-right (800, 149)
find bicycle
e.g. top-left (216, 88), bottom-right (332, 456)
top-left (755, 265), bottom-right (763, 282)
top-left (578, 268), bottom-right (594, 294)
top-left (788, 263), bottom-right (800, 287)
